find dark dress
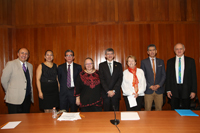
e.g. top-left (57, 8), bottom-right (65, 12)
top-left (39, 63), bottom-right (59, 109)
top-left (75, 70), bottom-right (102, 112)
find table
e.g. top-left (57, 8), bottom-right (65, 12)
top-left (0, 111), bottom-right (200, 133)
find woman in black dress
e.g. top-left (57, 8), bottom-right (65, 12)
top-left (36, 50), bottom-right (59, 112)
top-left (75, 57), bottom-right (102, 112)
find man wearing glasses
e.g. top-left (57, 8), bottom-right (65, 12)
top-left (99, 48), bottom-right (123, 111)
top-left (58, 50), bottom-right (82, 112)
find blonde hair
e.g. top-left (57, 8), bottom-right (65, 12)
top-left (126, 55), bottom-right (137, 66)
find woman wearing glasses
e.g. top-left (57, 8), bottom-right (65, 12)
top-left (75, 57), bottom-right (102, 112)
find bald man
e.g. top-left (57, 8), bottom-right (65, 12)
top-left (1, 48), bottom-right (34, 114)
top-left (166, 43), bottom-right (197, 110)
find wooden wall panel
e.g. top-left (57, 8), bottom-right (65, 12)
top-left (0, 0), bottom-right (200, 113)
top-left (2, 0), bottom-right (198, 26)
top-left (0, 28), bottom-right (12, 114)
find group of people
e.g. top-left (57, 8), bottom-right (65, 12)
top-left (1, 43), bottom-right (197, 114)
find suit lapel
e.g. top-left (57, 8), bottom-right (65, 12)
top-left (16, 59), bottom-right (26, 80)
top-left (73, 63), bottom-right (76, 80)
top-left (105, 61), bottom-right (112, 77)
top-left (156, 58), bottom-right (159, 77)
top-left (173, 57), bottom-right (176, 76)
top-left (183, 56), bottom-right (187, 82)
top-left (113, 61), bottom-right (116, 75)
top-left (147, 58), bottom-right (154, 76)
top-left (63, 63), bottom-right (67, 78)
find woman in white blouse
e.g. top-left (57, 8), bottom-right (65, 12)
top-left (121, 55), bottom-right (146, 111)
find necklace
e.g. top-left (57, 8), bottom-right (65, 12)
top-left (85, 69), bottom-right (94, 74)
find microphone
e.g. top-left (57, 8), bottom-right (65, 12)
top-left (110, 105), bottom-right (120, 125)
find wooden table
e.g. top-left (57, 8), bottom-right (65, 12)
top-left (0, 111), bottom-right (200, 133)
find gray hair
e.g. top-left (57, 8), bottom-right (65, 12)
top-left (105, 48), bottom-right (114, 55)
top-left (174, 43), bottom-right (185, 51)
top-left (147, 44), bottom-right (157, 51)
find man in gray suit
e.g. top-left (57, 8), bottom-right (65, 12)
top-left (1, 48), bottom-right (34, 114)
top-left (141, 44), bottom-right (166, 111)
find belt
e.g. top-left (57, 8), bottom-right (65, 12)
top-left (68, 87), bottom-right (75, 90)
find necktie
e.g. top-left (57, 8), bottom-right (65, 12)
top-left (67, 65), bottom-right (71, 88)
top-left (179, 58), bottom-right (181, 83)
top-left (108, 63), bottom-right (112, 75)
top-left (23, 63), bottom-right (26, 72)
top-left (152, 59), bottom-right (156, 84)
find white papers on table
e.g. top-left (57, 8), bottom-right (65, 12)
top-left (121, 112), bottom-right (140, 120)
top-left (127, 95), bottom-right (137, 108)
top-left (1, 121), bottom-right (21, 129)
top-left (57, 112), bottom-right (81, 121)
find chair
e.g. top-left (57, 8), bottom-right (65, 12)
top-left (168, 95), bottom-right (199, 110)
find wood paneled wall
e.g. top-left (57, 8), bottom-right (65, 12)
top-left (0, 0), bottom-right (200, 113)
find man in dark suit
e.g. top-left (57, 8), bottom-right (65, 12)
top-left (99, 48), bottom-right (123, 111)
top-left (1, 48), bottom-right (34, 114)
top-left (166, 43), bottom-right (197, 110)
top-left (58, 50), bottom-right (82, 112)
top-left (141, 44), bottom-right (166, 111)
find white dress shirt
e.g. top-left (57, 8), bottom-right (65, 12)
top-left (121, 68), bottom-right (146, 96)
top-left (175, 55), bottom-right (185, 84)
top-left (149, 57), bottom-right (156, 72)
top-left (19, 61), bottom-right (27, 69)
top-left (66, 62), bottom-right (74, 87)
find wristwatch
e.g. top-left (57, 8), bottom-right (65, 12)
top-left (113, 90), bottom-right (115, 93)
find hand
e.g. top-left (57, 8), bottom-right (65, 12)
top-left (76, 97), bottom-right (80, 106)
top-left (167, 91), bottom-right (172, 99)
top-left (39, 92), bottom-right (43, 99)
top-left (190, 92), bottom-right (196, 99)
top-left (132, 93), bottom-right (138, 98)
top-left (107, 90), bottom-right (115, 97)
top-left (150, 85), bottom-right (156, 91)
top-left (154, 85), bottom-right (160, 91)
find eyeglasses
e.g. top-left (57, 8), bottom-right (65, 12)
top-left (65, 55), bottom-right (73, 57)
top-left (85, 63), bottom-right (93, 66)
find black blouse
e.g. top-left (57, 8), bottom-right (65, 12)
top-left (75, 70), bottom-right (102, 107)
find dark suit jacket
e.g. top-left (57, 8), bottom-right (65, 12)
top-left (166, 56), bottom-right (197, 99)
top-left (141, 58), bottom-right (166, 94)
top-left (58, 62), bottom-right (82, 96)
top-left (99, 61), bottom-right (123, 99)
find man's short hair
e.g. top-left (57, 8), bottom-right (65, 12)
top-left (105, 48), bottom-right (114, 55)
top-left (65, 49), bottom-right (74, 56)
top-left (147, 44), bottom-right (157, 51)
top-left (174, 43), bottom-right (185, 51)
top-left (18, 48), bottom-right (30, 55)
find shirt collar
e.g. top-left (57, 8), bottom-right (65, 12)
top-left (66, 62), bottom-right (73, 66)
top-left (176, 55), bottom-right (184, 59)
top-left (19, 60), bottom-right (27, 67)
top-left (149, 57), bottom-right (156, 60)
top-left (107, 60), bottom-right (114, 64)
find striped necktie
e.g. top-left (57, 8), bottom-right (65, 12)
top-left (108, 63), bottom-right (112, 75)
top-left (67, 65), bottom-right (71, 88)
top-left (178, 58), bottom-right (181, 83)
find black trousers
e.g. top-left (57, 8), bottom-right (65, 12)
top-left (60, 88), bottom-right (77, 112)
top-left (7, 94), bottom-right (31, 114)
top-left (124, 96), bottom-right (144, 111)
top-left (171, 84), bottom-right (191, 110)
top-left (103, 97), bottom-right (120, 111)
